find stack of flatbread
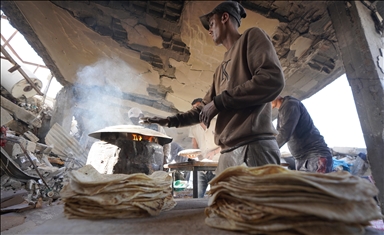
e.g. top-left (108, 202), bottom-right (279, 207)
top-left (60, 165), bottom-right (176, 219)
top-left (205, 165), bottom-right (382, 235)
top-left (178, 149), bottom-right (202, 159)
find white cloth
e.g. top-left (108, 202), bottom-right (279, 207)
top-left (189, 118), bottom-right (220, 161)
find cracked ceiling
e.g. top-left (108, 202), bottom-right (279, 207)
top-left (1, 0), bottom-right (349, 143)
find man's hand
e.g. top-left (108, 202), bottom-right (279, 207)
top-left (199, 101), bottom-right (219, 128)
top-left (140, 117), bottom-right (169, 126)
top-left (206, 147), bottom-right (220, 160)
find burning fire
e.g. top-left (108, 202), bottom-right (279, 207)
top-left (132, 134), bottom-right (142, 141)
top-left (129, 133), bottom-right (155, 143)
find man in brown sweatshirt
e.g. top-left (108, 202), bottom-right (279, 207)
top-left (142, 1), bottom-right (285, 174)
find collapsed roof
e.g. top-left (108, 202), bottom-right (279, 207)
top-left (1, 1), bottom-right (343, 110)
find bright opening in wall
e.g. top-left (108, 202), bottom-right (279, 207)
top-left (1, 10), bottom-right (63, 101)
top-left (273, 73), bottom-right (366, 155)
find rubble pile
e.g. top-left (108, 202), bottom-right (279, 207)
top-left (281, 147), bottom-right (371, 176)
top-left (1, 88), bottom-right (52, 134)
top-left (331, 147), bottom-right (370, 176)
top-left (1, 131), bottom-right (71, 213)
top-left (1, 93), bottom-right (86, 215)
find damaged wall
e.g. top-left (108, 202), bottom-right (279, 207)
top-left (0, 1), bottom-right (347, 148)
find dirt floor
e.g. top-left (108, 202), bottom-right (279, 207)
top-left (173, 188), bottom-right (193, 199)
top-left (1, 200), bottom-right (63, 234)
top-left (1, 198), bottom-right (383, 235)
top-left (0, 189), bottom-right (200, 234)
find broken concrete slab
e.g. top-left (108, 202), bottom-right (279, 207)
top-left (1, 214), bottom-right (26, 232)
top-left (0, 201), bottom-right (34, 213)
top-left (8, 179), bottom-right (22, 191)
top-left (33, 166), bottom-right (65, 179)
top-left (1, 96), bottom-right (41, 128)
top-left (39, 154), bottom-right (53, 167)
top-left (0, 189), bottom-right (28, 203)
top-left (1, 175), bottom-right (11, 188)
top-left (1, 195), bottom-right (26, 209)
top-left (3, 120), bottom-right (30, 135)
top-left (10, 137), bottom-right (37, 157)
top-left (1, 107), bottom-right (13, 126)
top-left (22, 131), bottom-right (39, 143)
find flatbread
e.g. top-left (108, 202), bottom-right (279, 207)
top-left (177, 149), bottom-right (202, 157)
top-left (204, 164), bottom-right (382, 234)
top-left (61, 165), bottom-right (176, 219)
top-left (209, 165), bottom-right (378, 201)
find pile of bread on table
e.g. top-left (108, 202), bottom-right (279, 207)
top-left (205, 164), bottom-right (382, 235)
top-left (61, 163), bottom-right (382, 235)
top-left (60, 165), bottom-right (175, 219)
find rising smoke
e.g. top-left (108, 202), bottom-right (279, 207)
top-left (74, 56), bottom-right (145, 145)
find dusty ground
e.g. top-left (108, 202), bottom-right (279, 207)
top-left (1, 200), bottom-right (64, 234)
top-left (0, 189), bottom-right (197, 234)
top-left (1, 198), bottom-right (383, 235)
top-left (173, 188), bottom-right (193, 199)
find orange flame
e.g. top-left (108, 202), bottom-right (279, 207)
top-left (129, 133), bottom-right (154, 142)
top-left (132, 134), bottom-right (142, 141)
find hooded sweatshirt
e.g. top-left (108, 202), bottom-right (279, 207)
top-left (276, 96), bottom-right (331, 158)
top-left (168, 27), bottom-right (285, 151)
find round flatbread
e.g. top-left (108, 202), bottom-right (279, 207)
top-left (61, 165), bottom-right (176, 219)
top-left (177, 149), bottom-right (201, 158)
top-left (204, 164), bottom-right (382, 234)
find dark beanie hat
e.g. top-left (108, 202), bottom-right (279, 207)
top-left (199, 1), bottom-right (247, 30)
top-left (191, 98), bottom-right (203, 105)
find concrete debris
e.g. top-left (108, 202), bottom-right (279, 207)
top-left (0, 108), bottom-right (13, 126)
top-left (283, 147), bottom-right (371, 177)
top-left (0, 201), bottom-right (34, 213)
top-left (23, 131), bottom-right (39, 143)
top-left (1, 189), bottom-right (28, 203)
top-left (40, 154), bottom-right (53, 167)
top-left (0, 94), bottom-right (88, 216)
top-left (9, 179), bottom-right (22, 191)
top-left (10, 137), bottom-right (36, 157)
top-left (331, 147), bottom-right (370, 176)
top-left (0, 214), bottom-right (26, 232)
top-left (1, 134), bottom-right (71, 213)
top-left (1, 194), bottom-right (26, 208)
top-left (331, 146), bottom-right (367, 156)
top-left (1, 148), bottom-right (40, 182)
top-left (1, 143), bottom-right (65, 214)
top-left (1, 96), bottom-right (42, 128)
top-left (1, 175), bottom-right (10, 186)
top-left (0, 189), bottom-right (31, 214)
